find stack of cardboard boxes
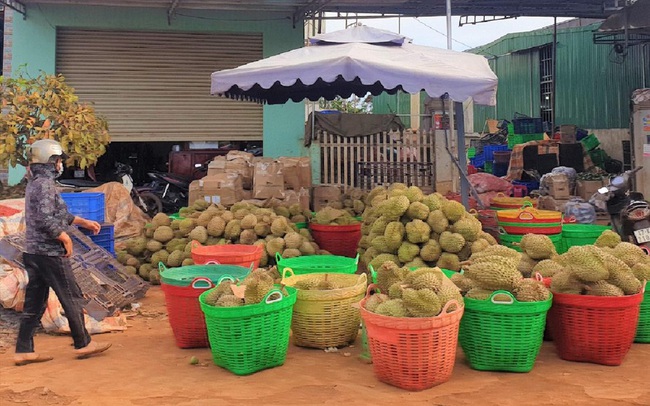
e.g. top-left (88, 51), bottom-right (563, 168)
top-left (190, 152), bottom-right (312, 210)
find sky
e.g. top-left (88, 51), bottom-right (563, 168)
top-left (323, 15), bottom-right (573, 51)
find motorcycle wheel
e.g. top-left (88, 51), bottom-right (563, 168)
top-left (136, 191), bottom-right (163, 217)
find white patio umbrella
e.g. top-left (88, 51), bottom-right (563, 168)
top-left (210, 25), bottom-right (497, 106)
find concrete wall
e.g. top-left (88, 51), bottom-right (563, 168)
top-left (4, 4), bottom-right (306, 185)
top-left (585, 129), bottom-right (630, 164)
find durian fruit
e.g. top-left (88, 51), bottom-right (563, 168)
top-left (388, 282), bottom-right (406, 299)
top-left (167, 250), bottom-right (185, 268)
top-left (282, 248), bottom-right (301, 258)
top-left (585, 280), bottom-right (625, 297)
top-left (364, 293), bottom-right (389, 312)
top-left (149, 269), bottom-right (161, 285)
top-left (437, 252), bottom-right (460, 271)
top-left (550, 271), bottom-right (586, 294)
top-left (150, 250), bottom-right (170, 266)
top-left (224, 220), bottom-right (242, 241)
top-left (243, 272), bottom-right (275, 304)
top-left (151, 213), bottom-right (172, 227)
top-left (369, 254), bottom-right (400, 273)
top-left (404, 186), bottom-right (425, 203)
top-left (181, 258), bottom-right (194, 266)
top-left (216, 295), bottom-right (244, 307)
top-left (374, 299), bottom-right (408, 317)
top-left (594, 230), bottom-right (622, 249)
top-left (451, 216), bottom-right (481, 242)
top-left (294, 279), bottom-right (318, 290)
top-left (126, 237), bottom-right (147, 256)
top-left (470, 238), bottom-right (491, 254)
top-left (284, 232), bottom-right (303, 250)
top-left (420, 240), bottom-right (442, 262)
top-left (513, 279), bottom-right (550, 302)
top-left (631, 263), bottom-right (650, 282)
top-left (266, 237), bottom-right (286, 256)
top-left (404, 257), bottom-right (427, 268)
top-left (405, 219), bottom-right (431, 244)
top-left (606, 266), bottom-right (642, 295)
top-left (375, 261), bottom-right (407, 294)
top-left (377, 196), bottom-right (411, 219)
top-left (436, 281), bottom-right (464, 310)
top-left (406, 201), bottom-right (430, 220)
top-left (403, 267), bottom-right (444, 291)
top-left (315, 275), bottom-right (339, 290)
top-left (519, 234), bottom-right (556, 260)
top-left (153, 226), bottom-right (174, 243)
top-left (450, 272), bottom-right (476, 295)
top-left (517, 254), bottom-right (538, 278)
top-left (398, 241), bottom-right (421, 263)
top-left (564, 245), bottom-right (608, 282)
top-left (384, 221), bottom-right (406, 251)
top-left (426, 210), bottom-right (449, 234)
top-left (471, 244), bottom-right (522, 260)
top-left (126, 256), bottom-right (141, 269)
top-left (533, 259), bottom-right (563, 278)
top-left (465, 287), bottom-right (495, 300)
top-left (402, 288), bottom-right (442, 317)
top-left (138, 264), bottom-right (152, 281)
top-left (239, 229), bottom-right (258, 245)
top-left (124, 266), bottom-right (137, 275)
top-left (613, 242), bottom-right (650, 268)
top-left (462, 261), bottom-right (522, 291)
top-left (479, 232), bottom-right (498, 245)
top-left (439, 231), bottom-right (466, 254)
top-left (441, 200), bottom-right (465, 223)
top-left (421, 193), bottom-right (444, 211)
top-left (207, 216), bottom-right (226, 237)
top-left (240, 214), bottom-right (258, 230)
top-left (146, 239), bottom-right (163, 253)
top-left (189, 226), bottom-right (208, 244)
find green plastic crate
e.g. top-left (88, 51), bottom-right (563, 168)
top-left (468, 147), bottom-right (476, 158)
top-left (589, 149), bottom-right (608, 166)
top-left (199, 286), bottom-right (297, 375)
top-left (459, 291), bottom-right (552, 372)
top-left (484, 161), bottom-right (493, 174)
top-left (580, 134), bottom-right (600, 151)
top-left (276, 253), bottom-right (359, 275)
top-left (508, 133), bottom-right (545, 149)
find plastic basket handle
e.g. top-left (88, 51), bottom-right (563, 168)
top-left (281, 267), bottom-right (295, 281)
top-left (518, 211), bottom-right (536, 221)
top-left (191, 277), bottom-right (214, 290)
top-left (354, 253), bottom-right (360, 265)
top-left (441, 299), bottom-right (462, 314)
top-left (489, 290), bottom-right (516, 304)
top-left (247, 262), bottom-right (256, 271)
top-left (563, 215), bottom-right (577, 224)
top-left (364, 283), bottom-right (378, 299)
top-left (263, 289), bottom-right (284, 305)
top-left (356, 272), bottom-right (368, 286)
top-left (205, 260), bottom-right (221, 265)
top-left (521, 201), bottom-right (534, 209)
top-left (217, 274), bottom-right (235, 284)
top-left (494, 192), bottom-right (507, 199)
top-left (498, 226), bottom-right (508, 235)
top-left (534, 272), bottom-right (543, 282)
top-left (275, 252), bottom-right (283, 263)
top-left (158, 262), bottom-right (168, 273)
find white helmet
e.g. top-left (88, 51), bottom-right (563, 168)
top-left (29, 139), bottom-right (68, 164)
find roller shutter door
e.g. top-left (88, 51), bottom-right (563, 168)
top-left (56, 29), bottom-right (263, 142)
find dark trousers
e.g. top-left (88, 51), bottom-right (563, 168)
top-left (16, 253), bottom-right (91, 353)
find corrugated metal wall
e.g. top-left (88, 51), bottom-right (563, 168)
top-left (472, 24), bottom-right (649, 131)
top-left (373, 91), bottom-right (412, 127)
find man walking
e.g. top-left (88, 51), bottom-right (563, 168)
top-left (14, 139), bottom-right (111, 366)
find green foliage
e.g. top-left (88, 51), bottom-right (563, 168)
top-left (0, 69), bottom-right (110, 168)
top-left (318, 95), bottom-right (372, 114)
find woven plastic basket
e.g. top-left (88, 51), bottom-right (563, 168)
top-left (499, 231), bottom-right (564, 254)
top-left (276, 253), bottom-right (359, 276)
top-left (281, 269), bottom-right (367, 348)
top-left (547, 288), bottom-right (645, 365)
top-left (490, 193), bottom-right (537, 210)
top-left (562, 224), bottom-right (611, 248)
top-left (309, 222), bottom-right (362, 258)
top-left (459, 290), bottom-right (552, 372)
top-left (191, 241), bottom-right (263, 268)
top-left (199, 286), bottom-right (297, 375)
top-left (635, 288), bottom-right (650, 343)
top-left (359, 285), bottom-right (464, 391)
top-left (160, 269), bottom-right (241, 349)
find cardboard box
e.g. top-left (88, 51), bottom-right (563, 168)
top-left (576, 179), bottom-right (607, 201)
top-left (560, 125), bottom-right (577, 144)
top-left (283, 188), bottom-right (311, 212)
top-left (278, 157), bottom-right (312, 191)
top-left (312, 184), bottom-right (342, 212)
top-left (225, 150), bottom-right (254, 190)
top-left (188, 173), bottom-right (243, 207)
top-left (538, 195), bottom-right (571, 212)
top-left (253, 158), bottom-right (284, 199)
top-left (207, 156), bottom-right (227, 176)
top-left (546, 174), bottom-right (570, 199)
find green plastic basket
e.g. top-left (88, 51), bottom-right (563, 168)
top-left (276, 253), bottom-right (359, 275)
top-left (580, 134), bottom-right (600, 151)
top-left (169, 212), bottom-right (184, 221)
top-left (199, 286), bottom-right (297, 375)
top-left (562, 224), bottom-right (610, 249)
top-left (459, 291), bottom-right (552, 372)
top-left (499, 232), bottom-right (564, 254)
top-left (159, 263), bottom-right (251, 287)
top-left (295, 222), bottom-right (307, 230)
top-left (635, 289), bottom-right (650, 343)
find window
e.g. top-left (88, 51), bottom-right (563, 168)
top-left (539, 44), bottom-right (553, 125)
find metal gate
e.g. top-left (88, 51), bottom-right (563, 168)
top-left (318, 129), bottom-right (436, 191)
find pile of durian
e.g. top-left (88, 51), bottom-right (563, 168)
top-left (117, 200), bottom-right (327, 284)
top-left (293, 274), bottom-right (345, 290)
top-left (451, 244), bottom-right (551, 302)
top-left (358, 184), bottom-right (498, 272)
top-left (548, 231), bottom-right (649, 296)
top-left (203, 268), bottom-right (285, 307)
top-left (324, 188), bottom-right (368, 217)
top-left (310, 206), bottom-right (361, 226)
top-left (363, 262), bottom-right (463, 317)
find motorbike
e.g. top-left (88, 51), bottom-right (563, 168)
top-left (141, 169), bottom-right (195, 214)
top-left (57, 162), bottom-right (163, 217)
top-left (595, 167), bottom-right (650, 252)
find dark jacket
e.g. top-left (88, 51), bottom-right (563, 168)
top-left (24, 164), bottom-right (75, 256)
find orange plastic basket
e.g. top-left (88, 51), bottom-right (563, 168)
top-left (191, 241), bottom-right (263, 268)
top-left (309, 222), bottom-right (362, 258)
top-left (547, 288), bottom-right (645, 366)
top-left (490, 193), bottom-right (538, 210)
top-left (359, 285), bottom-right (464, 391)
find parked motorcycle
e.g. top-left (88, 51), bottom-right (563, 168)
top-left (141, 169), bottom-right (193, 214)
top-left (58, 162), bottom-right (163, 218)
top-left (596, 167), bottom-right (650, 252)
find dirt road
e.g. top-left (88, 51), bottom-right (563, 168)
top-left (1, 287), bottom-right (648, 406)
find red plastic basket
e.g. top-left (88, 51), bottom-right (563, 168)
top-left (191, 241), bottom-right (263, 268)
top-left (547, 290), bottom-right (645, 366)
top-left (359, 285), bottom-right (464, 391)
top-left (309, 222), bottom-right (361, 258)
top-left (160, 277), bottom-right (216, 348)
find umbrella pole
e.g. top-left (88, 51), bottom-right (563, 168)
top-left (454, 101), bottom-right (470, 209)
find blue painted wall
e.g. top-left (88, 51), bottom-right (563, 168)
top-left (7, 4), bottom-right (306, 184)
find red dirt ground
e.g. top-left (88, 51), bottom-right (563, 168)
top-left (1, 287), bottom-right (648, 406)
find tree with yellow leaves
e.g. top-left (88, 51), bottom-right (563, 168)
top-left (0, 70), bottom-right (110, 169)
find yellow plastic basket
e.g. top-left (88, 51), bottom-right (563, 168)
top-left (281, 269), bottom-right (368, 349)
top-left (490, 193), bottom-right (538, 210)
